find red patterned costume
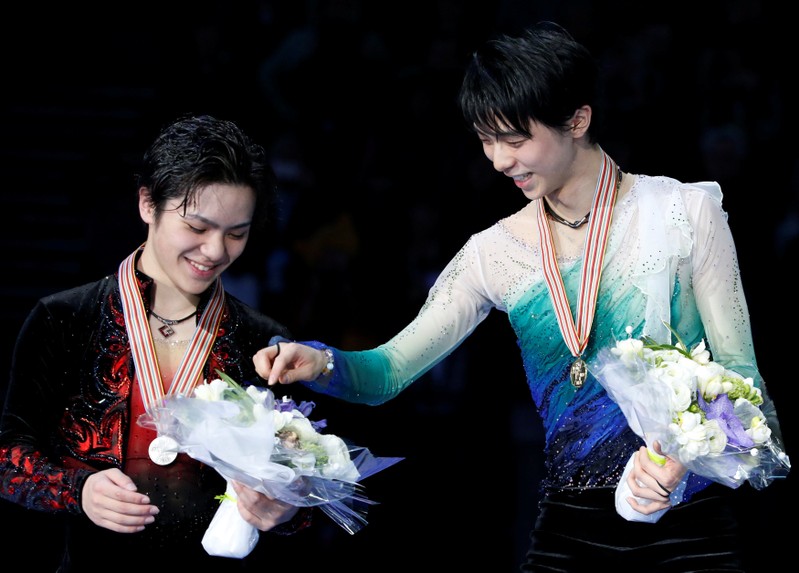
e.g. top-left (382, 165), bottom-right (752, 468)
top-left (0, 267), bottom-right (311, 569)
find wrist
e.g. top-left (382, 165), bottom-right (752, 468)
top-left (316, 347), bottom-right (334, 380)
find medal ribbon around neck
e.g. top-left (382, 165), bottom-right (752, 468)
top-left (118, 244), bottom-right (225, 412)
top-left (536, 150), bottom-right (619, 387)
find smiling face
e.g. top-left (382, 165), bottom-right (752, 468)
top-left (477, 119), bottom-right (577, 202)
top-left (138, 183), bottom-right (256, 299)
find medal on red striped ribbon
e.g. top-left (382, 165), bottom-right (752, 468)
top-left (118, 244), bottom-right (225, 463)
top-left (536, 150), bottom-right (619, 388)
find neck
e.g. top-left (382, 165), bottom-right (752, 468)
top-left (137, 245), bottom-right (199, 316)
top-left (546, 147), bottom-right (620, 221)
top-left (150, 302), bottom-right (198, 319)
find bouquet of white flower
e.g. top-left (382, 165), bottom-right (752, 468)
top-left (590, 326), bottom-right (790, 522)
top-left (139, 370), bottom-right (403, 557)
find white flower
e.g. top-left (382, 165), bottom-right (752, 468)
top-left (251, 402), bottom-right (272, 422)
top-left (191, 372), bottom-right (360, 480)
top-left (702, 418), bottom-right (729, 455)
top-left (245, 384), bottom-right (269, 405)
top-left (194, 378), bottom-right (229, 401)
top-left (270, 409), bottom-right (293, 431)
top-left (745, 416), bottom-right (772, 445)
top-left (669, 410), bottom-right (711, 463)
top-left (594, 324), bottom-right (790, 491)
top-left (139, 368), bottom-right (402, 550)
top-left (649, 359), bottom-right (693, 390)
top-left (317, 434), bottom-right (360, 481)
top-left (695, 361), bottom-right (731, 400)
top-left (610, 337), bottom-right (644, 365)
top-left (287, 415), bottom-right (318, 441)
top-left (665, 376), bottom-right (694, 413)
top-left (651, 347), bottom-right (685, 365)
top-left (689, 339), bottom-right (711, 364)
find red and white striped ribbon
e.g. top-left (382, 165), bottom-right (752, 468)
top-left (536, 150), bottom-right (619, 360)
top-left (118, 244), bottom-right (224, 412)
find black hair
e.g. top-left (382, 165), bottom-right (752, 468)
top-left (458, 21), bottom-right (601, 142)
top-left (135, 114), bottom-right (276, 234)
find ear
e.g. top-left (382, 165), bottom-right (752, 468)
top-left (138, 187), bottom-right (156, 224)
top-left (569, 106), bottom-right (592, 136)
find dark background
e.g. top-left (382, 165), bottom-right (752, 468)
top-left (1, 1), bottom-right (796, 570)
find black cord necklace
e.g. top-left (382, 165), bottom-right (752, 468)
top-left (149, 309), bottom-right (197, 338)
top-left (543, 200), bottom-right (591, 229)
top-left (544, 169), bottom-right (623, 229)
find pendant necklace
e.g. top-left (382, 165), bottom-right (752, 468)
top-left (536, 150), bottom-right (621, 388)
top-left (150, 309), bottom-right (197, 338)
top-left (544, 200), bottom-right (591, 229)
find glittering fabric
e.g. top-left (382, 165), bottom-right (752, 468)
top-left (302, 175), bottom-right (782, 501)
top-left (0, 264), bottom-right (307, 564)
top-left (123, 378), bottom-right (225, 547)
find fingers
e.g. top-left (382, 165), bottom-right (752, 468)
top-left (86, 468), bottom-right (147, 502)
top-left (82, 470), bottom-right (160, 533)
top-left (253, 342), bottom-right (324, 386)
top-left (632, 477), bottom-right (670, 499)
top-left (270, 342), bottom-right (284, 385)
top-left (627, 471), bottom-right (670, 514)
top-left (232, 482), bottom-right (299, 531)
top-left (253, 343), bottom-right (284, 385)
top-left (645, 445), bottom-right (667, 466)
top-left (630, 445), bottom-right (682, 501)
top-left (626, 495), bottom-right (670, 515)
top-left (654, 478), bottom-right (672, 497)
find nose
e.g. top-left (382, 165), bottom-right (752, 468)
top-left (489, 142), bottom-right (515, 173)
top-left (201, 232), bottom-right (228, 262)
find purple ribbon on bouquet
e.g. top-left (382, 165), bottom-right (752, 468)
top-left (699, 393), bottom-right (754, 449)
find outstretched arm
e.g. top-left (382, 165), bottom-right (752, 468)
top-left (253, 235), bottom-right (497, 405)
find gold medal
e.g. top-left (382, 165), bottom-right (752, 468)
top-left (148, 435), bottom-right (179, 466)
top-left (570, 357), bottom-right (587, 388)
top-left (537, 151), bottom-right (620, 391)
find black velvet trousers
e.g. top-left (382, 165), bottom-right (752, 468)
top-left (521, 485), bottom-right (744, 573)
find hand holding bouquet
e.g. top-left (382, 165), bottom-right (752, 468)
top-left (590, 325), bottom-right (790, 522)
top-left (139, 371), bottom-right (403, 557)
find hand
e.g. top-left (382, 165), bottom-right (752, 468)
top-left (82, 468), bottom-right (160, 533)
top-left (253, 341), bottom-right (327, 386)
top-left (626, 442), bottom-right (686, 515)
top-left (230, 481), bottom-right (299, 531)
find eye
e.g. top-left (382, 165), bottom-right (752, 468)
top-left (228, 231), bottom-right (248, 240)
top-left (186, 224), bottom-right (205, 234)
top-left (505, 138), bottom-right (527, 148)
